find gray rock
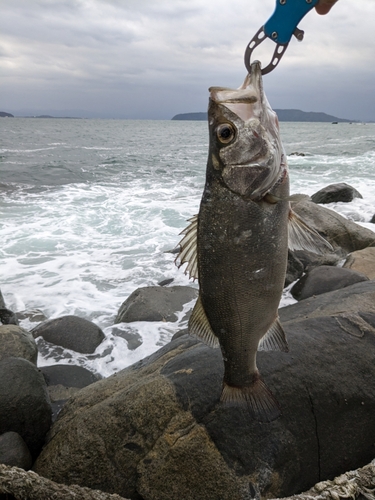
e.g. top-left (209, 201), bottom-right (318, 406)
top-left (0, 308), bottom-right (19, 325)
top-left (280, 280), bottom-right (375, 324)
top-left (0, 432), bottom-right (32, 470)
top-left (0, 357), bottom-right (52, 459)
top-left (285, 251), bottom-right (304, 286)
top-left (0, 325), bottom-right (38, 364)
top-left (311, 183), bottom-right (363, 204)
top-left (343, 247), bottom-right (375, 280)
top-left (16, 309), bottom-right (48, 323)
top-left (370, 214), bottom-right (375, 223)
top-left (292, 198), bottom-right (375, 256)
top-left (110, 326), bottom-right (143, 350)
top-left (157, 278), bottom-right (174, 286)
top-left (34, 283), bottom-right (375, 499)
top-left (31, 316), bottom-right (105, 354)
top-left (0, 290), bottom-right (5, 309)
top-left (115, 286), bottom-right (198, 324)
top-left (41, 365), bottom-right (101, 389)
top-left (290, 265), bottom-right (369, 301)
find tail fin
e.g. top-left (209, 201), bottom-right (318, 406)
top-left (220, 378), bottom-right (281, 423)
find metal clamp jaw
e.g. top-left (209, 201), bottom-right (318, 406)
top-left (244, 0), bottom-right (319, 75)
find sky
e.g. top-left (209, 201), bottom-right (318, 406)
top-left (1, 0), bottom-right (374, 121)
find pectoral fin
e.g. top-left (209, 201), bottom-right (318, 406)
top-left (288, 209), bottom-right (333, 254)
top-left (188, 295), bottom-right (219, 348)
top-left (175, 215), bottom-right (198, 280)
top-left (258, 317), bottom-right (289, 352)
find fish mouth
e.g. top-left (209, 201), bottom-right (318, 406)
top-left (222, 163), bottom-right (273, 200)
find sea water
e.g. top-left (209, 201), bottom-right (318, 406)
top-left (1, 118), bottom-right (374, 377)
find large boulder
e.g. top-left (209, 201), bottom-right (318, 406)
top-left (115, 286), bottom-right (198, 324)
top-left (343, 247), bottom-right (375, 280)
top-left (34, 282), bottom-right (375, 499)
top-left (290, 265), bottom-right (368, 301)
top-left (311, 183), bottom-right (362, 204)
top-left (292, 198), bottom-right (375, 257)
top-left (31, 316), bottom-right (105, 354)
top-left (0, 357), bottom-right (52, 459)
top-left (0, 325), bottom-right (38, 364)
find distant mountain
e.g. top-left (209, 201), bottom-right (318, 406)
top-left (172, 109), bottom-right (354, 123)
top-left (0, 111), bottom-right (14, 117)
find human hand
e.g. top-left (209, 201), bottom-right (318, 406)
top-left (315, 0), bottom-right (339, 15)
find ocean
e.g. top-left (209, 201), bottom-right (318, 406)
top-left (1, 118), bottom-right (374, 377)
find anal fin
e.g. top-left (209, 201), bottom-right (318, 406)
top-left (258, 317), bottom-right (289, 352)
top-left (221, 378), bottom-right (281, 423)
top-left (188, 295), bottom-right (219, 348)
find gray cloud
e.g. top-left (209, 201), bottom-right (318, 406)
top-left (1, 0), bottom-right (374, 120)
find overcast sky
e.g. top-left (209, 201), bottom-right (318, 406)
top-left (1, 0), bottom-right (374, 121)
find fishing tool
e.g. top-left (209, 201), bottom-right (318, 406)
top-left (245, 0), bottom-right (319, 74)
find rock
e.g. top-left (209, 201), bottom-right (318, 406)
top-left (0, 432), bottom-right (32, 470)
top-left (41, 365), bottom-right (101, 389)
top-left (0, 308), bottom-right (19, 325)
top-left (31, 316), bottom-right (105, 354)
top-left (0, 325), bottom-right (38, 364)
top-left (110, 326), bottom-right (143, 350)
top-left (370, 214), bottom-right (375, 224)
top-left (0, 290), bottom-right (5, 309)
top-left (0, 357), bottom-right (52, 459)
top-left (280, 280), bottom-right (375, 324)
top-left (311, 183), bottom-right (363, 204)
top-left (34, 285), bottom-right (375, 499)
top-left (285, 251), bottom-right (305, 286)
top-left (41, 365), bottom-right (101, 422)
top-left (343, 248), bottom-right (375, 280)
top-left (16, 309), bottom-right (48, 323)
top-left (292, 198), bottom-right (375, 256)
top-left (157, 278), bottom-right (174, 286)
top-left (290, 265), bottom-right (369, 301)
top-left (0, 464), bottom-right (130, 499)
top-left (115, 286), bottom-right (198, 324)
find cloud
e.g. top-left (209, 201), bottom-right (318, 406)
top-left (0, 0), bottom-right (374, 120)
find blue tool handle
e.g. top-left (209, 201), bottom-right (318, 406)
top-left (264, 0), bottom-right (319, 45)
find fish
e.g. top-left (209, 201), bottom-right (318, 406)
top-left (176, 61), bottom-right (332, 422)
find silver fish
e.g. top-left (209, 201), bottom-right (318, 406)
top-left (176, 61), bottom-right (331, 422)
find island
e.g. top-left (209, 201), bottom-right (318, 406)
top-left (172, 109), bottom-right (354, 122)
top-left (0, 111), bottom-right (14, 118)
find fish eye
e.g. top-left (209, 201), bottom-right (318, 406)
top-left (216, 123), bottom-right (235, 144)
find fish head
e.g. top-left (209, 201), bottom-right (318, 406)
top-left (208, 61), bottom-right (284, 201)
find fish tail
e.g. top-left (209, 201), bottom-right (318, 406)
top-left (220, 377), bottom-right (281, 423)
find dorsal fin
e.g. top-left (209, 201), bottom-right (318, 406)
top-left (175, 215), bottom-right (198, 280)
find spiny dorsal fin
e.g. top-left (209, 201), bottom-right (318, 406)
top-left (175, 215), bottom-right (198, 280)
top-left (221, 378), bottom-right (281, 422)
top-left (288, 209), bottom-right (333, 254)
top-left (188, 295), bottom-right (219, 348)
top-left (258, 317), bottom-right (289, 352)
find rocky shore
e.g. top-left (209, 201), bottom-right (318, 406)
top-left (1, 183), bottom-right (375, 499)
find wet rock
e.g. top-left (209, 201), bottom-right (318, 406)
top-left (31, 315), bottom-right (105, 354)
top-left (16, 309), bottom-right (48, 323)
top-left (311, 183), bottom-right (363, 204)
top-left (0, 290), bottom-right (5, 309)
top-left (0, 308), bottom-right (18, 325)
top-left (290, 265), bottom-right (369, 301)
top-left (0, 325), bottom-right (38, 364)
top-left (292, 198), bottom-right (375, 256)
top-left (41, 365), bottom-right (101, 422)
top-left (0, 357), bottom-right (52, 459)
top-left (115, 286), bottom-right (198, 324)
top-left (370, 214), bottom-right (375, 224)
top-left (343, 247), bottom-right (375, 280)
top-left (157, 278), bottom-right (174, 287)
top-left (0, 432), bottom-right (32, 470)
top-left (34, 283), bottom-right (375, 499)
top-left (285, 251), bottom-right (305, 286)
top-left (111, 326), bottom-right (143, 350)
